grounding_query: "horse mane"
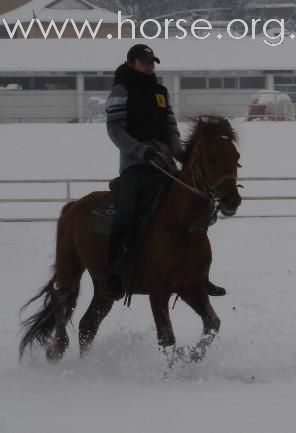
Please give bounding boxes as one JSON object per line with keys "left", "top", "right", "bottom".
{"left": 182, "top": 115, "right": 238, "bottom": 165}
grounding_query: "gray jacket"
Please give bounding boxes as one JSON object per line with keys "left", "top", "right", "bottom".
{"left": 105, "top": 83, "right": 183, "bottom": 174}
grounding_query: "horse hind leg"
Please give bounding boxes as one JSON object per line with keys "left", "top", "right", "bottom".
{"left": 179, "top": 285, "right": 220, "bottom": 363}
{"left": 79, "top": 276, "right": 114, "bottom": 357}
{"left": 46, "top": 280, "right": 78, "bottom": 362}
{"left": 46, "top": 253, "right": 85, "bottom": 363}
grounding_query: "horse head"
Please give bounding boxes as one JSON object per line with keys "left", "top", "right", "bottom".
{"left": 183, "top": 115, "right": 242, "bottom": 216}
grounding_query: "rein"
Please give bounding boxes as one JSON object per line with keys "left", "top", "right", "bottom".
{"left": 151, "top": 137, "right": 237, "bottom": 202}
{"left": 149, "top": 159, "right": 210, "bottom": 200}
{"left": 150, "top": 140, "right": 238, "bottom": 232}
{"left": 150, "top": 159, "right": 221, "bottom": 232}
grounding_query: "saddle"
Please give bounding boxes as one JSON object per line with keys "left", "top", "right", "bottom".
{"left": 87, "top": 173, "right": 172, "bottom": 305}
{"left": 88, "top": 175, "right": 171, "bottom": 240}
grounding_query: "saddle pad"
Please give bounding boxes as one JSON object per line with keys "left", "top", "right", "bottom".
{"left": 88, "top": 178, "right": 171, "bottom": 237}
{"left": 88, "top": 192, "right": 115, "bottom": 236}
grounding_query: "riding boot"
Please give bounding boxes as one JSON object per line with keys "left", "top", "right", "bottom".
{"left": 206, "top": 277, "right": 227, "bottom": 296}
{"left": 101, "top": 223, "right": 128, "bottom": 301}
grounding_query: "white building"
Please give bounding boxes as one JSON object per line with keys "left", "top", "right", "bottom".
{"left": 0, "top": 37, "right": 296, "bottom": 122}
{"left": 0, "top": 0, "right": 131, "bottom": 39}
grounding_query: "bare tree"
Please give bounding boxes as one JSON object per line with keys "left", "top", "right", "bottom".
{"left": 90, "top": 0, "right": 204, "bottom": 21}
{"left": 89, "top": 0, "right": 296, "bottom": 30}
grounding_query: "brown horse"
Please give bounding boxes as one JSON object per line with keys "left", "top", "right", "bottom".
{"left": 19, "top": 115, "right": 242, "bottom": 364}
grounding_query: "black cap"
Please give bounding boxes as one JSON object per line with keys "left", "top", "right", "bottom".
{"left": 127, "top": 44, "right": 160, "bottom": 64}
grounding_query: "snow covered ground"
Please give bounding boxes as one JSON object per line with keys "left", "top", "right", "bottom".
{"left": 1, "top": 218, "right": 296, "bottom": 433}
{"left": 1, "top": 121, "right": 296, "bottom": 432}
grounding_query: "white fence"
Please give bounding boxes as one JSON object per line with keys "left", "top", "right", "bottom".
{"left": 1, "top": 177, "right": 296, "bottom": 222}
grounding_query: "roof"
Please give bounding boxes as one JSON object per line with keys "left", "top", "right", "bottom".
{"left": 247, "top": 2, "right": 296, "bottom": 8}
{"left": 0, "top": 0, "right": 120, "bottom": 23}
{"left": 0, "top": 0, "right": 31, "bottom": 15}
{"left": 0, "top": 37, "right": 295, "bottom": 73}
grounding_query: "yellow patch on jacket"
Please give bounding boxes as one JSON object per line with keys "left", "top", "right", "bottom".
{"left": 155, "top": 94, "right": 167, "bottom": 108}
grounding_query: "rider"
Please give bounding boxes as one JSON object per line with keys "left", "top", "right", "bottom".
{"left": 104, "top": 43, "right": 226, "bottom": 299}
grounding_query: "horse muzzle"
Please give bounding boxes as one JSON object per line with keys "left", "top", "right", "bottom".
{"left": 215, "top": 177, "right": 242, "bottom": 217}
{"left": 219, "top": 192, "right": 242, "bottom": 216}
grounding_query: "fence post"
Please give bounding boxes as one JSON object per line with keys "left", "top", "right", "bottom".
{"left": 66, "top": 181, "right": 71, "bottom": 201}
{"left": 173, "top": 74, "right": 180, "bottom": 121}
{"left": 77, "top": 75, "right": 84, "bottom": 123}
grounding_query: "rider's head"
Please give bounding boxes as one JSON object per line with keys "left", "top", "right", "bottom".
{"left": 127, "top": 44, "right": 160, "bottom": 75}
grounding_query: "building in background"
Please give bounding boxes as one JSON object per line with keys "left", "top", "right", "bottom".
{"left": 0, "top": 0, "right": 30, "bottom": 15}
{"left": 0, "top": 0, "right": 131, "bottom": 39}
{"left": 0, "top": 37, "right": 296, "bottom": 123}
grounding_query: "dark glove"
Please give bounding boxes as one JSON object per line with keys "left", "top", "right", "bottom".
{"left": 142, "top": 146, "right": 178, "bottom": 175}
{"left": 173, "top": 148, "right": 187, "bottom": 164}
{"left": 142, "top": 146, "right": 159, "bottom": 163}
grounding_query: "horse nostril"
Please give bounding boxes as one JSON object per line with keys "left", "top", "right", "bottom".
{"left": 224, "top": 193, "right": 241, "bottom": 209}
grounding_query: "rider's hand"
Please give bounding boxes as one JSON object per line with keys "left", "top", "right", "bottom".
{"left": 173, "top": 148, "right": 187, "bottom": 164}
{"left": 142, "top": 146, "right": 159, "bottom": 162}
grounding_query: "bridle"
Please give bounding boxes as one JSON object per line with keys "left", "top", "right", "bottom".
{"left": 152, "top": 135, "right": 238, "bottom": 201}
{"left": 189, "top": 135, "right": 239, "bottom": 198}
{"left": 150, "top": 135, "right": 240, "bottom": 231}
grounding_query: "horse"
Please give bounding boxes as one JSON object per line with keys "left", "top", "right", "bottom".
{"left": 19, "top": 115, "right": 242, "bottom": 364}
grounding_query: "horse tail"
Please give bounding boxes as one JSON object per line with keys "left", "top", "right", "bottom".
{"left": 19, "top": 276, "right": 56, "bottom": 360}
{"left": 19, "top": 200, "right": 79, "bottom": 360}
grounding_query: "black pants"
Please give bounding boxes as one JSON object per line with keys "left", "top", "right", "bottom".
{"left": 108, "top": 164, "right": 166, "bottom": 268}
{"left": 113, "top": 164, "right": 166, "bottom": 228}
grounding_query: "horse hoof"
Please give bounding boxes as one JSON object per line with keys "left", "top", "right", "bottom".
{"left": 170, "top": 345, "right": 205, "bottom": 364}
{"left": 162, "top": 345, "right": 177, "bottom": 369}
{"left": 46, "top": 344, "right": 65, "bottom": 363}
{"left": 79, "top": 334, "right": 93, "bottom": 358}
{"left": 79, "top": 345, "right": 91, "bottom": 358}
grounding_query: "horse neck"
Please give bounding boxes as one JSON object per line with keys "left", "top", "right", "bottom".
{"left": 163, "top": 158, "right": 212, "bottom": 230}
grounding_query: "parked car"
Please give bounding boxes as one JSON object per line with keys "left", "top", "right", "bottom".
{"left": 247, "top": 90, "right": 295, "bottom": 121}
{"left": 0, "top": 83, "right": 23, "bottom": 90}
{"left": 87, "top": 96, "right": 106, "bottom": 123}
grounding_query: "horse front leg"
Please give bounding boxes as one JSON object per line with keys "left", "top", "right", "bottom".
{"left": 149, "top": 291, "right": 176, "bottom": 349}
{"left": 79, "top": 279, "right": 114, "bottom": 357}
{"left": 179, "top": 283, "right": 220, "bottom": 363}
